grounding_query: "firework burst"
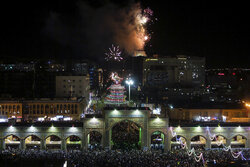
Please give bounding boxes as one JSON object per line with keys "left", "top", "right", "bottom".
{"left": 134, "top": 6, "right": 155, "bottom": 49}
{"left": 105, "top": 44, "right": 123, "bottom": 61}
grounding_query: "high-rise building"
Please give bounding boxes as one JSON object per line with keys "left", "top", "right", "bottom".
{"left": 56, "top": 76, "right": 90, "bottom": 99}
{"left": 143, "top": 55, "right": 205, "bottom": 88}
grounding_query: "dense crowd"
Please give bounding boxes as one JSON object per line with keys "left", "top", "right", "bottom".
{"left": 0, "top": 148, "right": 249, "bottom": 167}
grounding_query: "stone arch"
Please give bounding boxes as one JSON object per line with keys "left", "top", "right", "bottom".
{"left": 64, "top": 133, "right": 82, "bottom": 140}
{"left": 190, "top": 135, "right": 207, "bottom": 150}
{"left": 108, "top": 118, "right": 144, "bottom": 131}
{"left": 230, "top": 134, "right": 247, "bottom": 148}
{"left": 45, "top": 134, "right": 62, "bottom": 140}
{"left": 150, "top": 131, "right": 165, "bottom": 150}
{"left": 65, "top": 135, "right": 81, "bottom": 140}
{"left": 190, "top": 134, "right": 207, "bottom": 140}
{"left": 150, "top": 130, "right": 166, "bottom": 136}
{"left": 229, "top": 134, "right": 248, "bottom": 140}
{"left": 111, "top": 119, "right": 142, "bottom": 150}
{"left": 24, "top": 134, "right": 41, "bottom": 140}
{"left": 211, "top": 134, "right": 227, "bottom": 148}
{"left": 4, "top": 134, "right": 21, "bottom": 150}
{"left": 171, "top": 135, "right": 187, "bottom": 142}
{"left": 65, "top": 135, "right": 82, "bottom": 150}
{"left": 45, "top": 134, "right": 61, "bottom": 140}
{"left": 24, "top": 135, "right": 41, "bottom": 149}
{"left": 45, "top": 134, "right": 62, "bottom": 150}
{"left": 170, "top": 135, "right": 187, "bottom": 150}
{"left": 87, "top": 130, "right": 102, "bottom": 149}
{"left": 214, "top": 134, "right": 228, "bottom": 140}
{"left": 24, "top": 133, "right": 42, "bottom": 140}
{"left": 4, "top": 134, "right": 21, "bottom": 140}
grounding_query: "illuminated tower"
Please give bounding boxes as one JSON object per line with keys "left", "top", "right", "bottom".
{"left": 105, "top": 72, "right": 126, "bottom": 105}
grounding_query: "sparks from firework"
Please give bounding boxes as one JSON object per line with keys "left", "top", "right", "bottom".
{"left": 134, "top": 6, "right": 155, "bottom": 49}
{"left": 105, "top": 44, "right": 123, "bottom": 61}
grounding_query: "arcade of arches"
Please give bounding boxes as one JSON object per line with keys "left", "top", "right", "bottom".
{"left": 0, "top": 108, "right": 249, "bottom": 151}
{"left": 0, "top": 126, "right": 249, "bottom": 151}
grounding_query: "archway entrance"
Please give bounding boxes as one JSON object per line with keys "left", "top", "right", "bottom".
{"left": 191, "top": 135, "right": 206, "bottom": 150}
{"left": 231, "top": 135, "right": 247, "bottom": 148}
{"left": 211, "top": 135, "right": 227, "bottom": 148}
{"left": 87, "top": 131, "right": 102, "bottom": 150}
{"left": 45, "top": 135, "right": 61, "bottom": 150}
{"left": 151, "top": 131, "right": 164, "bottom": 150}
{"left": 66, "top": 135, "right": 81, "bottom": 150}
{"left": 5, "top": 135, "right": 20, "bottom": 150}
{"left": 25, "top": 135, "right": 41, "bottom": 150}
{"left": 171, "top": 135, "right": 186, "bottom": 150}
{"left": 111, "top": 120, "right": 141, "bottom": 150}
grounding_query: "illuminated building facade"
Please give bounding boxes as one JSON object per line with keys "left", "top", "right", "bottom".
{"left": 0, "top": 108, "right": 249, "bottom": 151}
{"left": 169, "top": 107, "right": 250, "bottom": 122}
{"left": 0, "top": 101, "right": 23, "bottom": 122}
{"left": 22, "top": 99, "right": 83, "bottom": 121}
{"left": 0, "top": 99, "right": 85, "bottom": 122}
{"left": 56, "top": 76, "right": 90, "bottom": 99}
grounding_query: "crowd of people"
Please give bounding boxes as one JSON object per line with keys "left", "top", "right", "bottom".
{"left": 0, "top": 148, "right": 249, "bottom": 167}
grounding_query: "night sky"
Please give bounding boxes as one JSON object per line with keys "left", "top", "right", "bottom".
{"left": 0, "top": 0, "right": 249, "bottom": 68}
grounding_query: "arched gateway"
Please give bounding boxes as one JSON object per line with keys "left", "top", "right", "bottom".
{"left": 83, "top": 108, "right": 169, "bottom": 150}
{"left": 111, "top": 120, "right": 141, "bottom": 150}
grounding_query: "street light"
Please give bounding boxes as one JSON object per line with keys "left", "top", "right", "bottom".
{"left": 126, "top": 79, "right": 134, "bottom": 101}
